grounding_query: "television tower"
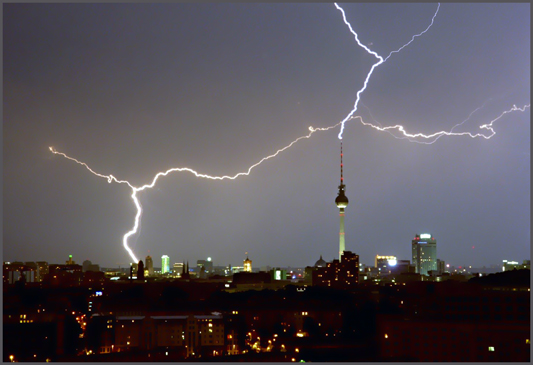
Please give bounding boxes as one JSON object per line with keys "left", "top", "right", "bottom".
{"left": 335, "top": 142, "right": 349, "bottom": 260}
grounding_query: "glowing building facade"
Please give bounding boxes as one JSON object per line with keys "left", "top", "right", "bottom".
{"left": 335, "top": 143, "right": 349, "bottom": 260}
{"left": 375, "top": 255, "right": 397, "bottom": 275}
{"left": 411, "top": 233, "right": 437, "bottom": 275}
{"left": 161, "top": 255, "right": 170, "bottom": 274}
{"left": 243, "top": 256, "right": 252, "bottom": 272}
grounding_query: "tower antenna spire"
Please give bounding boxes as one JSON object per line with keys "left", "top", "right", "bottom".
{"left": 340, "top": 142, "right": 344, "bottom": 186}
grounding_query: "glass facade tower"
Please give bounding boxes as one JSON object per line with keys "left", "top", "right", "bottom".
{"left": 411, "top": 233, "right": 437, "bottom": 275}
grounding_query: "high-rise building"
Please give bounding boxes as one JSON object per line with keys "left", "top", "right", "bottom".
{"left": 161, "top": 255, "right": 170, "bottom": 274}
{"left": 145, "top": 256, "right": 154, "bottom": 276}
{"left": 412, "top": 233, "right": 437, "bottom": 275}
{"left": 66, "top": 255, "right": 75, "bottom": 265}
{"left": 335, "top": 142, "right": 349, "bottom": 260}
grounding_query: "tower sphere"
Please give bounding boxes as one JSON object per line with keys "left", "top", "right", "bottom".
{"left": 335, "top": 189, "right": 349, "bottom": 208}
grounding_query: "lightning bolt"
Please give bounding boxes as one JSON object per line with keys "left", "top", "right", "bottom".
{"left": 334, "top": 3, "right": 441, "bottom": 139}
{"left": 355, "top": 104, "right": 531, "bottom": 145}
{"left": 49, "top": 123, "right": 339, "bottom": 263}
{"left": 50, "top": 3, "right": 529, "bottom": 262}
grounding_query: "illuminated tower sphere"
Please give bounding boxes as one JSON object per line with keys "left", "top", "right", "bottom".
{"left": 335, "top": 142, "right": 349, "bottom": 260}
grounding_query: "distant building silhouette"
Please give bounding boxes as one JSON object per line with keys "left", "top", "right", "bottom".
{"left": 82, "top": 260, "right": 100, "bottom": 272}
{"left": 312, "top": 250, "right": 359, "bottom": 287}
{"left": 197, "top": 258, "right": 213, "bottom": 275}
{"left": 145, "top": 256, "right": 154, "bottom": 276}
{"left": 137, "top": 260, "right": 144, "bottom": 280}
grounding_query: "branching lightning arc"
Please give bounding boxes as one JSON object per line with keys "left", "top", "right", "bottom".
{"left": 50, "top": 3, "right": 530, "bottom": 262}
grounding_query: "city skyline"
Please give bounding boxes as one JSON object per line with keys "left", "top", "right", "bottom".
{"left": 4, "top": 3, "right": 530, "bottom": 268}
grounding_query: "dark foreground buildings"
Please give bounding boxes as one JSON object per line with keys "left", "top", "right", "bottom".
{"left": 3, "top": 263, "right": 530, "bottom": 362}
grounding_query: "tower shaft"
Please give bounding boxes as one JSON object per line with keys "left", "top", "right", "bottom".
{"left": 339, "top": 207, "right": 345, "bottom": 260}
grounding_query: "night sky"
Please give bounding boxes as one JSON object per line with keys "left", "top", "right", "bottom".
{"left": 4, "top": 3, "right": 530, "bottom": 269}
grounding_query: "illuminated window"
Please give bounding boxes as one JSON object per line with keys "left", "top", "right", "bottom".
{"left": 488, "top": 346, "right": 495, "bottom": 352}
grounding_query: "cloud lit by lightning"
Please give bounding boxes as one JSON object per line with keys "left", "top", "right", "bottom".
{"left": 50, "top": 3, "right": 530, "bottom": 263}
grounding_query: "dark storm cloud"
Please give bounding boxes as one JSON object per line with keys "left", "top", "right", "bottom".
{"left": 3, "top": 3, "right": 529, "bottom": 269}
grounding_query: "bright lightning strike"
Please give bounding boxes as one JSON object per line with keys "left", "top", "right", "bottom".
{"left": 355, "top": 104, "right": 531, "bottom": 145}
{"left": 333, "top": 3, "right": 528, "bottom": 144}
{"left": 50, "top": 3, "right": 529, "bottom": 263}
{"left": 334, "top": 3, "right": 441, "bottom": 139}
{"left": 49, "top": 124, "right": 339, "bottom": 263}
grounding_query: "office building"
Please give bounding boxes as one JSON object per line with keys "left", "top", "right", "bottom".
{"left": 161, "top": 255, "right": 170, "bottom": 274}
{"left": 335, "top": 142, "right": 349, "bottom": 260}
{"left": 173, "top": 262, "right": 184, "bottom": 277}
{"left": 375, "top": 255, "right": 397, "bottom": 275}
{"left": 197, "top": 257, "right": 213, "bottom": 275}
{"left": 271, "top": 268, "right": 287, "bottom": 281}
{"left": 411, "top": 233, "right": 437, "bottom": 275}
